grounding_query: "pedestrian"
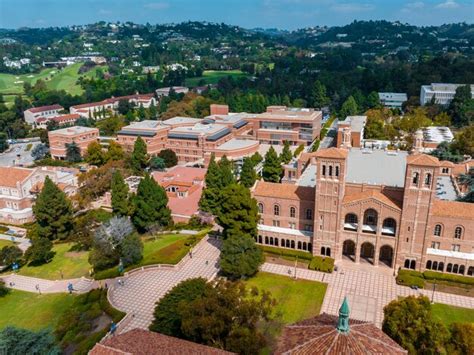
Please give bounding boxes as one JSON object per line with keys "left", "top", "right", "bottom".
{"left": 288, "top": 268, "right": 292, "bottom": 275}
{"left": 205, "top": 260, "right": 209, "bottom": 265}
{"left": 105, "top": 282, "right": 108, "bottom": 290}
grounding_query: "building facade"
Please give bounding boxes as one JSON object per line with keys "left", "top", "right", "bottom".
{"left": 378, "top": 92, "right": 407, "bottom": 110}
{"left": 420, "top": 83, "right": 473, "bottom": 106}
{"left": 24, "top": 104, "right": 64, "bottom": 125}
{"left": 252, "top": 147, "right": 474, "bottom": 276}
{"left": 49, "top": 126, "right": 100, "bottom": 159}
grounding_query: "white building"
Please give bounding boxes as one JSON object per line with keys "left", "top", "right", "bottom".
{"left": 378, "top": 92, "right": 407, "bottom": 110}
{"left": 420, "top": 83, "right": 473, "bottom": 106}
{"left": 155, "top": 86, "right": 189, "bottom": 98}
{"left": 24, "top": 104, "right": 64, "bottom": 125}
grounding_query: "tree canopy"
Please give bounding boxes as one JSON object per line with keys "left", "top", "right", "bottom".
{"left": 262, "top": 146, "right": 282, "bottom": 183}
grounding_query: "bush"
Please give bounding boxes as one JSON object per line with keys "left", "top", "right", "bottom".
{"left": 308, "top": 256, "right": 334, "bottom": 273}
{"left": 0, "top": 280, "right": 10, "bottom": 297}
{"left": 93, "top": 268, "right": 120, "bottom": 280}
{"left": 260, "top": 245, "right": 313, "bottom": 261}
{"left": 423, "top": 271, "right": 474, "bottom": 286}
{"left": 396, "top": 270, "right": 425, "bottom": 288}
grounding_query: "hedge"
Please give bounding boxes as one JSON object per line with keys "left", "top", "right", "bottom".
{"left": 396, "top": 270, "right": 425, "bottom": 288}
{"left": 423, "top": 271, "right": 474, "bottom": 286}
{"left": 308, "top": 256, "right": 334, "bottom": 273}
{"left": 260, "top": 245, "right": 313, "bottom": 261}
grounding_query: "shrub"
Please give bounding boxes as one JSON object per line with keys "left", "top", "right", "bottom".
{"left": 308, "top": 256, "right": 334, "bottom": 273}
{"left": 396, "top": 270, "right": 425, "bottom": 288}
{"left": 260, "top": 245, "right": 313, "bottom": 261}
{"left": 423, "top": 271, "right": 474, "bottom": 286}
{"left": 0, "top": 280, "right": 10, "bottom": 297}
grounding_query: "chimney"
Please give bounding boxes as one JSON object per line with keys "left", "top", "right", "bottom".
{"left": 210, "top": 104, "right": 229, "bottom": 116}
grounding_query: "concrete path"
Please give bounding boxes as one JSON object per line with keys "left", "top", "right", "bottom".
{"left": 261, "top": 261, "right": 474, "bottom": 328}
{"left": 0, "top": 234, "right": 31, "bottom": 252}
{"left": 0, "top": 273, "right": 95, "bottom": 294}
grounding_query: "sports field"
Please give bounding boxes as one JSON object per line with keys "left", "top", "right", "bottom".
{"left": 0, "top": 63, "right": 106, "bottom": 97}
{"left": 185, "top": 69, "right": 249, "bottom": 87}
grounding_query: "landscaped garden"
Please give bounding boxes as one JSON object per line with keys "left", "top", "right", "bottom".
{"left": 185, "top": 70, "right": 249, "bottom": 86}
{"left": 0, "top": 239, "right": 15, "bottom": 249}
{"left": 431, "top": 303, "right": 474, "bottom": 325}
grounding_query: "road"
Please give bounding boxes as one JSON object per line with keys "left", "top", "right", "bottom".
{"left": 0, "top": 141, "right": 40, "bottom": 167}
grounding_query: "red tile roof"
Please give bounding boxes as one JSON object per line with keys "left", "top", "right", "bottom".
{"left": 0, "top": 167, "right": 35, "bottom": 188}
{"left": 253, "top": 181, "right": 315, "bottom": 201}
{"left": 26, "top": 104, "right": 63, "bottom": 113}
{"left": 343, "top": 190, "right": 402, "bottom": 210}
{"left": 276, "top": 313, "right": 407, "bottom": 355}
{"left": 71, "top": 94, "right": 155, "bottom": 110}
{"left": 406, "top": 154, "right": 439, "bottom": 167}
{"left": 432, "top": 200, "right": 474, "bottom": 219}
{"left": 314, "top": 147, "right": 348, "bottom": 159}
{"left": 90, "top": 329, "right": 232, "bottom": 355}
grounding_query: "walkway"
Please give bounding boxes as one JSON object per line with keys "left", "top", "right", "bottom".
{"left": 262, "top": 261, "right": 474, "bottom": 328}
{"left": 107, "top": 235, "right": 221, "bottom": 333}
{"left": 0, "top": 273, "right": 95, "bottom": 294}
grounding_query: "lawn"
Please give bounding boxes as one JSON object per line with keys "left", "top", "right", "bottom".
{"left": 244, "top": 272, "right": 327, "bottom": 324}
{"left": 431, "top": 303, "right": 474, "bottom": 325}
{"left": 18, "top": 242, "right": 90, "bottom": 280}
{"left": 0, "top": 239, "right": 15, "bottom": 249}
{"left": 0, "top": 289, "right": 75, "bottom": 330}
{"left": 185, "top": 70, "right": 249, "bottom": 87}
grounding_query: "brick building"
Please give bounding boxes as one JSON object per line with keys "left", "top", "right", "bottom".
{"left": 252, "top": 147, "right": 474, "bottom": 276}
{"left": 49, "top": 126, "right": 100, "bottom": 159}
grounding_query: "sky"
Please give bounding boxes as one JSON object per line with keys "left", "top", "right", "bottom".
{"left": 0, "top": 0, "right": 473, "bottom": 30}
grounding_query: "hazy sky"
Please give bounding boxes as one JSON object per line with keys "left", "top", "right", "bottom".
{"left": 1, "top": 0, "right": 473, "bottom": 29}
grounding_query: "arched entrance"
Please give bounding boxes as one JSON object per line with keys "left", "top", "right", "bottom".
{"left": 360, "top": 242, "right": 375, "bottom": 264}
{"left": 379, "top": 245, "right": 394, "bottom": 267}
{"left": 342, "top": 240, "right": 356, "bottom": 262}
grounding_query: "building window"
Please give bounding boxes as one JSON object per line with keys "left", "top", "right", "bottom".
{"left": 329, "top": 166, "right": 333, "bottom": 176}
{"left": 424, "top": 173, "right": 432, "bottom": 187}
{"left": 274, "top": 204, "right": 280, "bottom": 216}
{"left": 434, "top": 224, "right": 442, "bottom": 236}
{"left": 305, "top": 224, "right": 313, "bottom": 231}
{"left": 335, "top": 166, "right": 339, "bottom": 177}
{"left": 412, "top": 172, "right": 419, "bottom": 185}
{"left": 431, "top": 242, "right": 440, "bottom": 249}
{"left": 273, "top": 220, "right": 280, "bottom": 227}
{"left": 363, "top": 209, "right": 378, "bottom": 226}
{"left": 452, "top": 244, "right": 460, "bottom": 252}
{"left": 454, "top": 226, "right": 463, "bottom": 239}
{"left": 290, "top": 207, "right": 296, "bottom": 218}
{"left": 442, "top": 167, "right": 449, "bottom": 174}
{"left": 258, "top": 203, "right": 264, "bottom": 214}
{"left": 306, "top": 209, "right": 313, "bottom": 220}
{"left": 322, "top": 165, "right": 326, "bottom": 176}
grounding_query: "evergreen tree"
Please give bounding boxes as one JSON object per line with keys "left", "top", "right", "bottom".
{"left": 65, "top": 141, "right": 82, "bottom": 163}
{"left": 262, "top": 146, "right": 282, "bottom": 183}
{"left": 107, "top": 140, "right": 125, "bottom": 161}
{"left": 130, "top": 136, "right": 148, "bottom": 174}
{"left": 149, "top": 102, "right": 158, "bottom": 119}
{"left": 339, "top": 95, "right": 358, "bottom": 119}
{"left": 25, "top": 237, "right": 54, "bottom": 265}
{"left": 0, "top": 327, "right": 60, "bottom": 355}
{"left": 311, "top": 80, "right": 330, "bottom": 108}
{"left": 85, "top": 141, "right": 106, "bottom": 166}
{"left": 0, "top": 132, "right": 8, "bottom": 153}
{"left": 199, "top": 154, "right": 221, "bottom": 213}
{"left": 111, "top": 170, "right": 130, "bottom": 216}
{"left": 149, "top": 156, "right": 166, "bottom": 171}
{"left": 33, "top": 176, "right": 74, "bottom": 240}
{"left": 138, "top": 104, "right": 147, "bottom": 121}
{"left": 157, "top": 149, "right": 178, "bottom": 168}
{"left": 132, "top": 174, "right": 171, "bottom": 232}
{"left": 280, "top": 140, "right": 292, "bottom": 164}
{"left": 220, "top": 234, "right": 263, "bottom": 279}
{"left": 239, "top": 157, "right": 257, "bottom": 188}
{"left": 217, "top": 155, "right": 235, "bottom": 187}
{"left": 366, "top": 91, "right": 381, "bottom": 109}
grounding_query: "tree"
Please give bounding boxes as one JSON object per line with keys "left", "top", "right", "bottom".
{"left": 130, "top": 137, "right": 148, "bottom": 174}
{"left": 85, "top": 141, "right": 106, "bottom": 166}
{"left": 149, "top": 278, "right": 208, "bottom": 337}
{"left": 310, "top": 80, "right": 330, "bottom": 108}
{"left": 111, "top": 170, "right": 130, "bottom": 216}
{"left": 65, "top": 141, "right": 82, "bottom": 163}
{"left": 280, "top": 140, "right": 292, "bottom": 164}
{"left": 239, "top": 157, "right": 257, "bottom": 188}
{"left": 31, "top": 143, "right": 49, "bottom": 160}
{"left": 216, "top": 184, "right": 258, "bottom": 239}
{"left": 0, "top": 245, "right": 23, "bottom": 266}
{"left": 120, "top": 233, "right": 143, "bottom": 266}
{"left": 450, "top": 124, "right": 474, "bottom": 157}
{"left": 383, "top": 296, "right": 448, "bottom": 354}
{"left": 117, "top": 99, "right": 133, "bottom": 115}
{"left": 107, "top": 140, "right": 125, "bottom": 161}
{"left": 0, "top": 132, "right": 8, "bottom": 153}
{"left": 0, "top": 327, "right": 60, "bottom": 355}
{"left": 0, "top": 280, "right": 9, "bottom": 297}
{"left": 25, "top": 237, "right": 54, "bottom": 265}
{"left": 149, "top": 156, "right": 166, "bottom": 171}
{"left": 448, "top": 323, "right": 474, "bottom": 355}
{"left": 33, "top": 176, "right": 74, "bottom": 241}
{"left": 366, "top": 91, "right": 381, "bottom": 109}
{"left": 157, "top": 149, "right": 178, "bottom": 168}
{"left": 179, "top": 280, "right": 273, "bottom": 354}
{"left": 220, "top": 234, "right": 263, "bottom": 279}
{"left": 339, "top": 95, "right": 358, "bottom": 119}
{"left": 262, "top": 146, "right": 282, "bottom": 183}
{"left": 132, "top": 174, "right": 172, "bottom": 232}
{"left": 450, "top": 84, "right": 473, "bottom": 127}
{"left": 217, "top": 155, "right": 235, "bottom": 187}
{"left": 199, "top": 154, "right": 221, "bottom": 214}
{"left": 458, "top": 167, "right": 474, "bottom": 203}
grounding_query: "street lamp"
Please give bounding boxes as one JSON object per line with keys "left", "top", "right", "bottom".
{"left": 431, "top": 281, "right": 437, "bottom": 303}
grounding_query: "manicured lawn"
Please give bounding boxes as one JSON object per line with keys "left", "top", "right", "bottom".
{"left": 0, "top": 239, "right": 15, "bottom": 249}
{"left": 0, "top": 289, "right": 75, "bottom": 330}
{"left": 18, "top": 243, "right": 90, "bottom": 280}
{"left": 244, "top": 272, "right": 327, "bottom": 324}
{"left": 431, "top": 303, "right": 474, "bottom": 325}
{"left": 185, "top": 70, "right": 249, "bottom": 86}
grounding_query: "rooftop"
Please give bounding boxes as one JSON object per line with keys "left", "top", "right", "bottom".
{"left": 216, "top": 138, "right": 259, "bottom": 151}
{"left": 0, "top": 167, "right": 34, "bottom": 188}
{"left": 253, "top": 180, "right": 315, "bottom": 201}
{"left": 49, "top": 126, "right": 98, "bottom": 136}
{"left": 423, "top": 126, "right": 454, "bottom": 144}
{"left": 162, "top": 116, "right": 202, "bottom": 126}
{"left": 340, "top": 116, "right": 367, "bottom": 132}
{"left": 346, "top": 148, "right": 408, "bottom": 187}
{"left": 121, "top": 120, "right": 167, "bottom": 130}
{"left": 378, "top": 92, "right": 408, "bottom": 101}
{"left": 431, "top": 200, "right": 474, "bottom": 219}
{"left": 26, "top": 104, "right": 63, "bottom": 113}
{"left": 435, "top": 176, "right": 457, "bottom": 201}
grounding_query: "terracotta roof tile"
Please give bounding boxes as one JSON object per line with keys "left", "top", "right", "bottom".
{"left": 91, "top": 329, "right": 232, "bottom": 355}
{"left": 314, "top": 147, "right": 348, "bottom": 159}
{"left": 343, "top": 190, "right": 402, "bottom": 210}
{"left": 452, "top": 160, "right": 473, "bottom": 176}
{"left": 0, "top": 167, "right": 35, "bottom": 188}
{"left": 26, "top": 104, "right": 63, "bottom": 113}
{"left": 406, "top": 154, "right": 439, "bottom": 166}
{"left": 432, "top": 200, "right": 474, "bottom": 219}
{"left": 253, "top": 181, "right": 315, "bottom": 201}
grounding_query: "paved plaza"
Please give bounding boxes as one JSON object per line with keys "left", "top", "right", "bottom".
{"left": 0, "top": 273, "right": 94, "bottom": 294}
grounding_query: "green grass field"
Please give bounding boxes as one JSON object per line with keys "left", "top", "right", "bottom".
{"left": 431, "top": 303, "right": 474, "bottom": 325}
{"left": 0, "top": 239, "right": 15, "bottom": 249}
{"left": 185, "top": 70, "right": 249, "bottom": 87}
{"left": 18, "top": 243, "right": 90, "bottom": 280}
{"left": 0, "top": 63, "right": 106, "bottom": 96}
{"left": 244, "top": 272, "right": 327, "bottom": 324}
{"left": 0, "top": 289, "right": 75, "bottom": 330}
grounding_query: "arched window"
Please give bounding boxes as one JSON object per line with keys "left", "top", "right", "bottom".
{"left": 345, "top": 213, "right": 358, "bottom": 224}
{"left": 382, "top": 218, "right": 396, "bottom": 236}
{"left": 453, "top": 264, "right": 459, "bottom": 274}
{"left": 426, "top": 260, "right": 432, "bottom": 269}
{"left": 274, "top": 238, "right": 279, "bottom": 247}
{"left": 286, "top": 240, "right": 290, "bottom": 248}
{"left": 335, "top": 166, "right": 339, "bottom": 177}
{"left": 454, "top": 226, "right": 463, "bottom": 239}
{"left": 265, "top": 236, "right": 269, "bottom": 245}
{"left": 468, "top": 266, "right": 474, "bottom": 276}
{"left": 424, "top": 173, "right": 432, "bottom": 187}
{"left": 321, "top": 246, "right": 326, "bottom": 255}
{"left": 258, "top": 235, "right": 262, "bottom": 244}
{"left": 438, "top": 262, "right": 444, "bottom": 272}
{"left": 290, "top": 207, "right": 296, "bottom": 218}
{"left": 434, "top": 224, "right": 442, "bottom": 236}
{"left": 459, "top": 265, "right": 465, "bottom": 275}
{"left": 298, "top": 241, "right": 302, "bottom": 249}
{"left": 447, "top": 263, "right": 453, "bottom": 272}
{"left": 410, "top": 260, "right": 416, "bottom": 270}
{"left": 322, "top": 165, "right": 326, "bottom": 176}
{"left": 303, "top": 242, "right": 307, "bottom": 250}
{"left": 306, "top": 209, "right": 313, "bottom": 220}
{"left": 412, "top": 172, "right": 419, "bottom": 185}
{"left": 308, "top": 243, "right": 312, "bottom": 251}
{"left": 258, "top": 203, "right": 264, "bottom": 214}
{"left": 363, "top": 209, "right": 378, "bottom": 228}
{"left": 329, "top": 166, "right": 333, "bottom": 176}
{"left": 270, "top": 237, "right": 274, "bottom": 245}
{"left": 291, "top": 240, "right": 295, "bottom": 249}
{"left": 326, "top": 248, "right": 331, "bottom": 257}
{"left": 433, "top": 261, "right": 438, "bottom": 270}
{"left": 404, "top": 259, "right": 410, "bottom": 268}
{"left": 274, "top": 204, "right": 280, "bottom": 216}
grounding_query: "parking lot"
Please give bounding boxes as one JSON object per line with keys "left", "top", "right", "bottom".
{"left": 0, "top": 141, "right": 40, "bottom": 167}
